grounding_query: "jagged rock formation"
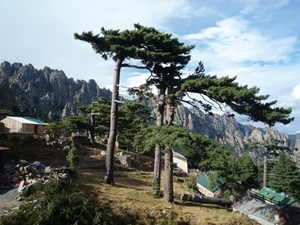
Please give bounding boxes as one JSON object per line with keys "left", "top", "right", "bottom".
{"left": 173, "top": 105, "right": 293, "bottom": 154}
{"left": 0, "top": 61, "right": 111, "bottom": 121}
{"left": 149, "top": 97, "right": 300, "bottom": 163}
{"left": 0, "top": 61, "right": 299, "bottom": 163}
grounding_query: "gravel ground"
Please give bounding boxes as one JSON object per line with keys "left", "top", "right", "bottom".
{"left": 0, "top": 187, "right": 21, "bottom": 216}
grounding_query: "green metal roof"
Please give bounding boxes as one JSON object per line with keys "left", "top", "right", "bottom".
{"left": 24, "top": 117, "right": 48, "bottom": 125}
{"left": 196, "top": 173, "right": 225, "bottom": 193}
{"left": 6, "top": 116, "right": 48, "bottom": 125}
{"left": 258, "top": 187, "right": 295, "bottom": 207}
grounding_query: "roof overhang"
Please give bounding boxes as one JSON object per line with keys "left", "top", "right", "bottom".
{"left": 0, "top": 146, "right": 10, "bottom": 151}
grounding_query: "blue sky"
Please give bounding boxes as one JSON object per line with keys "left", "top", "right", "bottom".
{"left": 1, "top": 0, "right": 300, "bottom": 134}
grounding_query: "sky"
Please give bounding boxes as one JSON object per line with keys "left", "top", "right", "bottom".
{"left": 1, "top": 0, "right": 300, "bottom": 134}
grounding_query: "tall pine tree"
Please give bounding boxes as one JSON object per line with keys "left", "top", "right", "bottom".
{"left": 268, "top": 152, "right": 300, "bottom": 199}
{"left": 237, "top": 155, "right": 259, "bottom": 189}
{"left": 75, "top": 24, "right": 193, "bottom": 184}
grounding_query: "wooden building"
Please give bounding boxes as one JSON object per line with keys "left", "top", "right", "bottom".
{"left": 1, "top": 116, "right": 48, "bottom": 134}
{"left": 173, "top": 150, "right": 188, "bottom": 173}
{"left": 196, "top": 172, "right": 225, "bottom": 197}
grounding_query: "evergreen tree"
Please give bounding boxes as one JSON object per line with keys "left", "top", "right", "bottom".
{"left": 66, "top": 115, "right": 89, "bottom": 134}
{"left": 201, "top": 144, "right": 237, "bottom": 182}
{"left": 75, "top": 24, "right": 194, "bottom": 184}
{"left": 268, "top": 152, "right": 300, "bottom": 199}
{"left": 180, "top": 62, "right": 293, "bottom": 126}
{"left": 256, "top": 158, "right": 264, "bottom": 188}
{"left": 250, "top": 138, "right": 291, "bottom": 187}
{"left": 118, "top": 100, "right": 153, "bottom": 150}
{"left": 135, "top": 61, "right": 294, "bottom": 198}
{"left": 47, "top": 121, "right": 66, "bottom": 138}
{"left": 237, "top": 155, "right": 259, "bottom": 189}
{"left": 78, "top": 97, "right": 111, "bottom": 142}
{"left": 0, "top": 109, "right": 14, "bottom": 120}
{"left": 65, "top": 97, "right": 111, "bottom": 141}
{"left": 135, "top": 125, "right": 234, "bottom": 202}
{"left": 130, "top": 43, "right": 194, "bottom": 196}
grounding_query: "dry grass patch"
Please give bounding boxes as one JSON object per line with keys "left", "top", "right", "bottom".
{"left": 2, "top": 137, "right": 259, "bottom": 225}
{"left": 74, "top": 146, "right": 259, "bottom": 225}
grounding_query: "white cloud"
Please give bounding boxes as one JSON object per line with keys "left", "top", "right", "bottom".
{"left": 274, "top": 0, "right": 291, "bottom": 8}
{"left": 183, "top": 17, "right": 298, "bottom": 63}
{"left": 290, "top": 84, "right": 300, "bottom": 101}
{"left": 1, "top": 0, "right": 300, "bottom": 134}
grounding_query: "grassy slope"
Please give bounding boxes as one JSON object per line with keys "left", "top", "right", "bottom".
{"left": 75, "top": 144, "right": 258, "bottom": 225}
{"left": 2, "top": 136, "right": 259, "bottom": 225}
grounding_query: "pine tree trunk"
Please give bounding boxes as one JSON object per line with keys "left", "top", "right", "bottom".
{"left": 152, "top": 88, "right": 166, "bottom": 195}
{"left": 90, "top": 111, "right": 95, "bottom": 145}
{"left": 163, "top": 149, "right": 174, "bottom": 203}
{"left": 153, "top": 144, "right": 161, "bottom": 195}
{"left": 162, "top": 85, "right": 176, "bottom": 202}
{"left": 263, "top": 149, "right": 268, "bottom": 187}
{"left": 103, "top": 58, "right": 122, "bottom": 184}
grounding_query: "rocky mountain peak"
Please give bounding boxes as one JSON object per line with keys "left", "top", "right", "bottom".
{"left": 0, "top": 61, "right": 111, "bottom": 121}
{"left": 0, "top": 61, "right": 299, "bottom": 163}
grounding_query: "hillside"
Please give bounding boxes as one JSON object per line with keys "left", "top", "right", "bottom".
{"left": 0, "top": 135, "right": 259, "bottom": 225}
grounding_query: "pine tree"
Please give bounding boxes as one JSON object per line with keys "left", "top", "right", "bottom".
{"left": 137, "top": 61, "right": 294, "bottom": 199}
{"left": 118, "top": 100, "right": 153, "bottom": 150}
{"left": 67, "top": 97, "right": 111, "bottom": 140}
{"left": 75, "top": 24, "right": 194, "bottom": 184}
{"left": 256, "top": 158, "right": 264, "bottom": 188}
{"left": 180, "top": 62, "right": 293, "bottom": 126}
{"left": 250, "top": 138, "right": 291, "bottom": 187}
{"left": 268, "top": 152, "right": 300, "bottom": 198}
{"left": 237, "top": 155, "right": 259, "bottom": 189}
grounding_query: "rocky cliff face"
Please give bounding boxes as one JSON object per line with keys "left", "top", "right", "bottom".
{"left": 0, "top": 61, "right": 111, "bottom": 121}
{"left": 147, "top": 98, "right": 300, "bottom": 162}
{"left": 1, "top": 61, "right": 299, "bottom": 163}
{"left": 173, "top": 105, "right": 297, "bottom": 155}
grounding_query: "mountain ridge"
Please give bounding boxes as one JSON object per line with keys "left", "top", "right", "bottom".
{"left": 1, "top": 61, "right": 299, "bottom": 161}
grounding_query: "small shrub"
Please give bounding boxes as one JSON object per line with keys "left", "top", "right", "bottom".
{"left": 66, "top": 142, "right": 78, "bottom": 173}
{"left": 0, "top": 181, "right": 113, "bottom": 225}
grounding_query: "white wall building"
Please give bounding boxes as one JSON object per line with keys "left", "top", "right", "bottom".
{"left": 173, "top": 150, "right": 188, "bottom": 173}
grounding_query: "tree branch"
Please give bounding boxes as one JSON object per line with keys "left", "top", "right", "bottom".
{"left": 121, "top": 63, "right": 152, "bottom": 72}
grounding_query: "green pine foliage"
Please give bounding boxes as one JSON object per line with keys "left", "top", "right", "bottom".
{"left": 118, "top": 100, "right": 153, "bottom": 150}
{"left": 236, "top": 155, "right": 259, "bottom": 189}
{"left": 0, "top": 109, "right": 14, "bottom": 120}
{"left": 66, "top": 115, "right": 90, "bottom": 134}
{"left": 180, "top": 63, "right": 293, "bottom": 126}
{"left": 268, "top": 152, "right": 300, "bottom": 199}
{"left": 134, "top": 125, "right": 189, "bottom": 154}
{"left": 46, "top": 121, "right": 66, "bottom": 138}
{"left": 74, "top": 23, "right": 194, "bottom": 69}
{"left": 66, "top": 142, "right": 78, "bottom": 172}
{"left": 256, "top": 158, "right": 264, "bottom": 188}
{"left": 78, "top": 97, "right": 111, "bottom": 136}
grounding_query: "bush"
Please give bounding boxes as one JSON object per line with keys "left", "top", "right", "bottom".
{"left": 0, "top": 181, "right": 113, "bottom": 225}
{"left": 66, "top": 142, "right": 78, "bottom": 173}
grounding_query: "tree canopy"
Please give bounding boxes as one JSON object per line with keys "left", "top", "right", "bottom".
{"left": 268, "top": 152, "right": 300, "bottom": 200}
{"left": 0, "top": 109, "right": 14, "bottom": 120}
{"left": 75, "top": 24, "right": 194, "bottom": 184}
{"left": 74, "top": 23, "right": 194, "bottom": 68}
{"left": 179, "top": 62, "right": 294, "bottom": 127}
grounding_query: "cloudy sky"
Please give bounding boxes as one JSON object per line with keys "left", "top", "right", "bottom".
{"left": 1, "top": 0, "right": 300, "bottom": 134}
